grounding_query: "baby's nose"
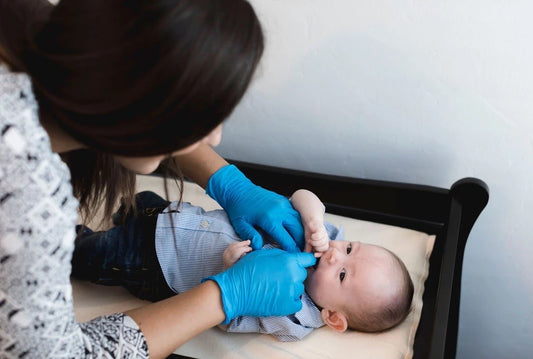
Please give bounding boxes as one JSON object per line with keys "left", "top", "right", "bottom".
{"left": 325, "top": 247, "right": 340, "bottom": 264}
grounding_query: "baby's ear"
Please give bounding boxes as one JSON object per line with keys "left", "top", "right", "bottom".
{"left": 320, "top": 309, "right": 348, "bottom": 332}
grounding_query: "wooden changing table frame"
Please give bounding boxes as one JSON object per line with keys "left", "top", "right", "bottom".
{"left": 168, "top": 159, "right": 489, "bottom": 359}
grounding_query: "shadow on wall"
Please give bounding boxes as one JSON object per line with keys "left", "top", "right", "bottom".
{"left": 220, "top": 33, "right": 466, "bottom": 186}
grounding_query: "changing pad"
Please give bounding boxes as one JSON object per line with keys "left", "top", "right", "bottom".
{"left": 72, "top": 175, "right": 435, "bottom": 359}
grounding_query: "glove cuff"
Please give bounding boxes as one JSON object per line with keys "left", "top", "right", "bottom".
{"left": 205, "top": 164, "right": 251, "bottom": 207}
{"left": 201, "top": 274, "right": 235, "bottom": 325}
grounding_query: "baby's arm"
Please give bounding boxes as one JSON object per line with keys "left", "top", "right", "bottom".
{"left": 290, "top": 189, "right": 329, "bottom": 256}
{"left": 223, "top": 240, "right": 252, "bottom": 269}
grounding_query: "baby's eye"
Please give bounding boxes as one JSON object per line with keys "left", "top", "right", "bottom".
{"left": 346, "top": 243, "right": 352, "bottom": 254}
{"left": 340, "top": 269, "right": 346, "bottom": 282}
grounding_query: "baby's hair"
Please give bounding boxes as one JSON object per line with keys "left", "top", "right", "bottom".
{"left": 345, "top": 248, "right": 414, "bottom": 333}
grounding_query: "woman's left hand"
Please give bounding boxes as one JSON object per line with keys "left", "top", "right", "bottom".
{"left": 206, "top": 164, "right": 304, "bottom": 252}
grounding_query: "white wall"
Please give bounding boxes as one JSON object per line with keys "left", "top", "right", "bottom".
{"left": 217, "top": 1, "right": 533, "bottom": 358}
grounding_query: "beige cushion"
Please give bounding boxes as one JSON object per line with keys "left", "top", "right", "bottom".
{"left": 73, "top": 175, "right": 435, "bottom": 359}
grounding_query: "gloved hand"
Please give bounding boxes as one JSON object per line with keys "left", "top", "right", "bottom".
{"left": 206, "top": 164, "right": 304, "bottom": 252}
{"left": 202, "top": 248, "right": 316, "bottom": 324}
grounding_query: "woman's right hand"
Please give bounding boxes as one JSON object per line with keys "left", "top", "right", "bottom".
{"left": 203, "top": 249, "right": 316, "bottom": 324}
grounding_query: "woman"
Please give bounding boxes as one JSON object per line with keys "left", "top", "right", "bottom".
{"left": 0, "top": 0, "right": 315, "bottom": 358}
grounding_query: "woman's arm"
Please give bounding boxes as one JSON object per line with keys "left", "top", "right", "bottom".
{"left": 128, "top": 248, "right": 315, "bottom": 358}
{"left": 173, "top": 143, "right": 228, "bottom": 188}
{"left": 175, "top": 144, "right": 305, "bottom": 251}
{"left": 126, "top": 281, "right": 225, "bottom": 359}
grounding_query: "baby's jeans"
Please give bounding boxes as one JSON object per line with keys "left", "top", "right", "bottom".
{"left": 71, "top": 191, "right": 176, "bottom": 302}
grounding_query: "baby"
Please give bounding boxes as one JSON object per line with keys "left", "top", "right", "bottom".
{"left": 72, "top": 189, "right": 413, "bottom": 341}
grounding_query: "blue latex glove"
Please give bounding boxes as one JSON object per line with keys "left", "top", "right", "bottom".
{"left": 206, "top": 164, "right": 304, "bottom": 252}
{"left": 202, "top": 248, "right": 316, "bottom": 324}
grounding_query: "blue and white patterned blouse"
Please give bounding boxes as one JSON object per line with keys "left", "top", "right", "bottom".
{"left": 0, "top": 63, "right": 148, "bottom": 358}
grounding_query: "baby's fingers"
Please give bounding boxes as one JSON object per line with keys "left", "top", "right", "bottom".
{"left": 237, "top": 239, "right": 252, "bottom": 248}
{"left": 314, "top": 251, "right": 324, "bottom": 258}
{"left": 239, "top": 247, "right": 253, "bottom": 259}
{"left": 310, "top": 229, "right": 328, "bottom": 241}
{"left": 307, "top": 237, "right": 328, "bottom": 248}
{"left": 235, "top": 240, "right": 252, "bottom": 255}
{"left": 314, "top": 242, "right": 329, "bottom": 252}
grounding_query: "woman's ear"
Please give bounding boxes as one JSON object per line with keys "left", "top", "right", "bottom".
{"left": 320, "top": 309, "right": 348, "bottom": 332}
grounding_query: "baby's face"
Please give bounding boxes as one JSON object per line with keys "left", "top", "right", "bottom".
{"left": 305, "top": 241, "right": 400, "bottom": 316}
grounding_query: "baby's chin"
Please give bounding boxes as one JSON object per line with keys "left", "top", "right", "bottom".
{"left": 303, "top": 273, "right": 322, "bottom": 309}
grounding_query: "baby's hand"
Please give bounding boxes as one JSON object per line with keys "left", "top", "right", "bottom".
{"left": 303, "top": 219, "right": 329, "bottom": 257}
{"left": 223, "top": 240, "right": 252, "bottom": 269}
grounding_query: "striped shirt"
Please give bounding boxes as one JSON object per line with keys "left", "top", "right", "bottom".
{"left": 155, "top": 201, "right": 345, "bottom": 341}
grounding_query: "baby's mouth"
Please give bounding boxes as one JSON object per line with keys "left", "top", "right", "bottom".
{"left": 313, "top": 256, "right": 320, "bottom": 270}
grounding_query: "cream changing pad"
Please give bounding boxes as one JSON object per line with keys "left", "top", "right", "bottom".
{"left": 72, "top": 175, "right": 435, "bottom": 359}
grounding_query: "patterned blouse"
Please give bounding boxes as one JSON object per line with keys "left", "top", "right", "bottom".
{"left": 0, "top": 63, "right": 149, "bottom": 358}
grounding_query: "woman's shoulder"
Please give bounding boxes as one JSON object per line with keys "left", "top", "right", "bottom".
{"left": 0, "top": 61, "right": 37, "bottom": 122}
{"left": 0, "top": 60, "right": 30, "bottom": 81}
{"left": 0, "top": 60, "right": 78, "bottom": 218}
{"left": 0, "top": 61, "right": 47, "bottom": 158}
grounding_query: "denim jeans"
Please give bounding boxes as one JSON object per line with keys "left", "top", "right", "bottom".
{"left": 71, "top": 191, "right": 175, "bottom": 302}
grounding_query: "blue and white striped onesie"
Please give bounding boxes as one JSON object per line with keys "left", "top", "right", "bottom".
{"left": 155, "top": 201, "right": 345, "bottom": 342}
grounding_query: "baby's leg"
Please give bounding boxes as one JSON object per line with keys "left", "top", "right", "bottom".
{"left": 113, "top": 190, "right": 170, "bottom": 224}
{"left": 71, "top": 191, "right": 175, "bottom": 302}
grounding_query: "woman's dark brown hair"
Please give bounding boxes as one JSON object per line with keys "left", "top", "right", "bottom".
{"left": 0, "top": 0, "right": 264, "bottom": 223}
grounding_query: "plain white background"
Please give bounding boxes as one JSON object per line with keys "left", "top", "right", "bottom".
{"left": 217, "top": 1, "right": 533, "bottom": 358}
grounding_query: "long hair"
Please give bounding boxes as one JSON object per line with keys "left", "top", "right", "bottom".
{"left": 2, "top": 0, "right": 264, "bottom": 222}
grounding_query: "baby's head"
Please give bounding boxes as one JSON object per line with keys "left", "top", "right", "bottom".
{"left": 305, "top": 240, "right": 413, "bottom": 333}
